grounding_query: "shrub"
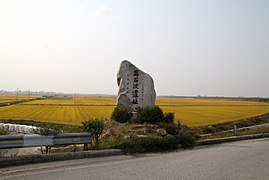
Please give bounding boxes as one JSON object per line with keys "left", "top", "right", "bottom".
{"left": 163, "top": 123, "right": 178, "bottom": 135}
{"left": 136, "top": 106, "right": 164, "bottom": 124}
{"left": 81, "top": 119, "right": 105, "bottom": 146}
{"left": 0, "top": 128, "right": 9, "bottom": 157}
{"left": 113, "top": 135, "right": 179, "bottom": 153}
{"left": 111, "top": 107, "right": 132, "bottom": 123}
{"left": 216, "top": 125, "right": 232, "bottom": 132}
{"left": 33, "top": 124, "right": 62, "bottom": 135}
{"left": 177, "top": 133, "right": 195, "bottom": 148}
{"left": 0, "top": 128, "right": 9, "bottom": 135}
{"left": 163, "top": 112, "right": 175, "bottom": 124}
{"left": 202, "top": 126, "right": 216, "bottom": 134}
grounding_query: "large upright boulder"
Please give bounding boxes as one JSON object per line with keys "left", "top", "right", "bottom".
{"left": 116, "top": 60, "right": 156, "bottom": 111}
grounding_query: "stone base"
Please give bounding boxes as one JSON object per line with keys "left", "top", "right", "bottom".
{"left": 130, "top": 112, "right": 137, "bottom": 123}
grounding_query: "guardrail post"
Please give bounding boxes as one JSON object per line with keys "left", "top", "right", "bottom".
{"left": 233, "top": 125, "right": 237, "bottom": 136}
{"left": 83, "top": 143, "right": 89, "bottom": 151}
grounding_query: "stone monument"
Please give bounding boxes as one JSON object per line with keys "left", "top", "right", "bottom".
{"left": 116, "top": 60, "right": 156, "bottom": 111}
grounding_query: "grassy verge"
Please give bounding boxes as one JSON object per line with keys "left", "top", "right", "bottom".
{"left": 198, "top": 127, "right": 269, "bottom": 140}
{"left": 192, "top": 112, "right": 269, "bottom": 136}
{"left": 2, "top": 115, "right": 269, "bottom": 155}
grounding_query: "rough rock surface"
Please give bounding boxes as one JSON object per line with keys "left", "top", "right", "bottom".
{"left": 102, "top": 128, "right": 117, "bottom": 138}
{"left": 156, "top": 128, "right": 167, "bottom": 137}
{"left": 116, "top": 60, "right": 156, "bottom": 111}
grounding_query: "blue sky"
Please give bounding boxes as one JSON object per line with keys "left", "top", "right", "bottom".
{"left": 0, "top": 0, "right": 268, "bottom": 97}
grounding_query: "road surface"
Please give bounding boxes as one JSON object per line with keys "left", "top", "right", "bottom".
{"left": 1, "top": 138, "right": 269, "bottom": 180}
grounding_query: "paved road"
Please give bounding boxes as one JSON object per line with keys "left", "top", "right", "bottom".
{"left": 1, "top": 138, "right": 269, "bottom": 180}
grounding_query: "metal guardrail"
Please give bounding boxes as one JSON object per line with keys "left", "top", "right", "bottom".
{"left": 0, "top": 133, "right": 91, "bottom": 151}
{"left": 200, "top": 123, "right": 269, "bottom": 137}
{"left": 196, "top": 133, "right": 269, "bottom": 146}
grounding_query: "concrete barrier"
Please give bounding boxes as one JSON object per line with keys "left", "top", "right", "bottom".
{"left": 0, "top": 149, "right": 123, "bottom": 167}
{"left": 0, "top": 123, "right": 37, "bottom": 133}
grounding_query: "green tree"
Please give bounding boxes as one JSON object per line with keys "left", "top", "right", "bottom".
{"left": 81, "top": 119, "right": 105, "bottom": 146}
{"left": 33, "top": 124, "right": 62, "bottom": 135}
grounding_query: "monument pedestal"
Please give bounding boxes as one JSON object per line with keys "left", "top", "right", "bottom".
{"left": 130, "top": 112, "right": 137, "bottom": 123}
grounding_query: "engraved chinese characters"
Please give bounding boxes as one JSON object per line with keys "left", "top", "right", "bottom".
{"left": 132, "top": 70, "right": 139, "bottom": 105}
{"left": 116, "top": 60, "right": 156, "bottom": 111}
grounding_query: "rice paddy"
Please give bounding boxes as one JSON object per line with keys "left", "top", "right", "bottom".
{"left": 0, "top": 94, "right": 42, "bottom": 104}
{"left": 0, "top": 95, "right": 268, "bottom": 127}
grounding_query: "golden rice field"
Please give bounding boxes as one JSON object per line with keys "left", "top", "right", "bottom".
{"left": 0, "top": 95, "right": 268, "bottom": 127}
{"left": 21, "top": 96, "right": 268, "bottom": 106}
{"left": 22, "top": 95, "right": 116, "bottom": 105}
{"left": 156, "top": 98, "right": 269, "bottom": 106}
{"left": 0, "top": 94, "right": 42, "bottom": 104}
{"left": 0, "top": 105, "right": 113, "bottom": 125}
{"left": 161, "top": 106, "right": 269, "bottom": 127}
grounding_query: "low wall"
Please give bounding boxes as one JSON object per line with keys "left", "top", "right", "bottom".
{"left": 0, "top": 123, "right": 37, "bottom": 134}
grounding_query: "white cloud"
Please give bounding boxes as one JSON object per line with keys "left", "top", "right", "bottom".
{"left": 94, "top": 4, "right": 121, "bottom": 23}
{"left": 75, "top": 3, "right": 121, "bottom": 26}
{"left": 95, "top": 4, "right": 114, "bottom": 17}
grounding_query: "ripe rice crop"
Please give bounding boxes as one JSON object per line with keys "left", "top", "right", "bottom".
{"left": 0, "top": 105, "right": 114, "bottom": 125}
{"left": 156, "top": 98, "right": 269, "bottom": 106}
{"left": 161, "top": 105, "right": 269, "bottom": 127}
{"left": 0, "top": 94, "right": 42, "bottom": 104}
{"left": 22, "top": 96, "right": 116, "bottom": 105}
{"left": 0, "top": 96, "right": 268, "bottom": 127}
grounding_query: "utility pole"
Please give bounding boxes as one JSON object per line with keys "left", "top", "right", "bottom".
{"left": 28, "top": 89, "right": 30, "bottom": 100}
{"left": 16, "top": 88, "right": 19, "bottom": 102}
